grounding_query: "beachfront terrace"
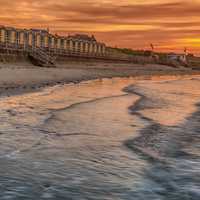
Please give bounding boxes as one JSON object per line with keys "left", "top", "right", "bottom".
{"left": 0, "top": 26, "right": 106, "bottom": 58}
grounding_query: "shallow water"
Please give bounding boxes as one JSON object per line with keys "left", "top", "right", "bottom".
{"left": 0, "top": 76, "right": 200, "bottom": 199}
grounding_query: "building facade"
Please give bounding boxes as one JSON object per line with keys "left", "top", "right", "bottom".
{"left": 0, "top": 25, "right": 106, "bottom": 57}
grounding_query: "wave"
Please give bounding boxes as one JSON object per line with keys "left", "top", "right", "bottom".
{"left": 43, "top": 94, "right": 129, "bottom": 125}
{"left": 123, "top": 83, "right": 200, "bottom": 199}
{"left": 123, "top": 84, "right": 200, "bottom": 162}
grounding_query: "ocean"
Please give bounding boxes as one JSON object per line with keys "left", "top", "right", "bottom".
{"left": 0, "top": 76, "right": 200, "bottom": 199}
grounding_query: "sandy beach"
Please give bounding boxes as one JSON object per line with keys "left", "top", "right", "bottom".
{"left": 0, "top": 61, "right": 199, "bottom": 96}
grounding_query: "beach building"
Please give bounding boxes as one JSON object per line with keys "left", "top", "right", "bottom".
{"left": 0, "top": 25, "right": 154, "bottom": 66}
{"left": 0, "top": 25, "right": 106, "bottom": 59}
{"left": 167, "top": 53, "right": 187, "bottom": 64}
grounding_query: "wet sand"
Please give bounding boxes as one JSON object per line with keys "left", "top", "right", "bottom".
{"left": 0, "top": 76, "right": 200, "bottom": 199}
{"left": 0, "top": 62, "right": 199, "bottom": 96}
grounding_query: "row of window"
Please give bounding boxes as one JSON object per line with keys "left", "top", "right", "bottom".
{"left": 0, "top": 28, "right": 106, "bottom": 54}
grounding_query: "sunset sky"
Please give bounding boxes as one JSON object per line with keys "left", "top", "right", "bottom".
{"left": 1, "top": 0, "right": 200, "bottom": 55}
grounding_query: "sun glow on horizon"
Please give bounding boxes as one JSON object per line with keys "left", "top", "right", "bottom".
{"left": 0, "top": 0, "right": 200, "bottom": 55}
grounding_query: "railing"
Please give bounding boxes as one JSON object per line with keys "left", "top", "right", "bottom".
{"left": 0, "top": 41, "right": 135, "bottom": 63}
{"left": 27, "top": 46, "right": 56, "bottom": 66}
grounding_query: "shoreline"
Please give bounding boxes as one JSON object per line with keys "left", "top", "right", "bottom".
{"left": 0, "top": 62, "right": 200, "bottom": 97}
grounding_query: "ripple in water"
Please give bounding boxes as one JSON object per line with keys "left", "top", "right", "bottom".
{"left": 0, "top": 76, "right": 200, "bottom": 199}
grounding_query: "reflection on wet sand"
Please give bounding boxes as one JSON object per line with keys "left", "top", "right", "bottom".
{"left": 0, "top": 75, "right": 200, "bottom": 199}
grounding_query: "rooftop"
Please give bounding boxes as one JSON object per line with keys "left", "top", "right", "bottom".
{"left": 68, "top": 34, "right": 97, "bottom": 42}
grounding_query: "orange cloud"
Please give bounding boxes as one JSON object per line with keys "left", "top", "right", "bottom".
{"left": 0, "top": 0, "right": 200, "bottom": 55}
